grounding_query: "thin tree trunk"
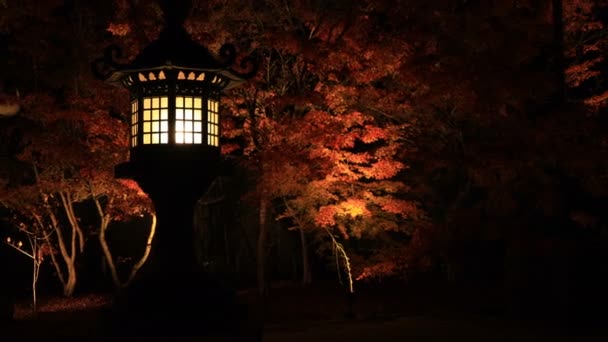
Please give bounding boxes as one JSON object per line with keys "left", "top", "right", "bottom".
{"left": 257, "top": 195, "right": 269, "bottom": 296}
{"left": 282, "top": 199, "right": 312, "bottom": 285}
{"left": 95, "top": 196, "right": 156, "bottom": 290}
{"left": 32, "top": 212, "right": 65, "bottom": 286}
{"left": 31, "top": 253, "right": 37, "bottom": 312}
{"left": 29, "top": 236, "right": 41, "bottom": 313}
{"left": 63, "top": 266, "right": 77, "bottom": 297}
{"left": 43, "top": 206, "right": 78, "bottom": 297}
{"left": 124, "top": 212, "right": 156, "bottom": 287}
{"left": 299, "top": 227, "right": 311, "bottom": 285}
{"left": 60, "top": 196, "right": 79, "bottom": 297}
{"left": 59, "top": 191, "right": 85, "bottom": 253}
{"left": 553, "top": 0, "right": 565, "bottom": 100}
{"left": 96, "top": 197, "right": 121, "bottom": 289}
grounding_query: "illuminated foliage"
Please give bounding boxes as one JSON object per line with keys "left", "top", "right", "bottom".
{"left": 1, "top": 0, "right": 606, "bottom": 301}
{"left": 564, "top": 0, "right": 608, "bottom": 112}
{"left": 209, "top": 6, "right": 426, "bottom": 281}
{"left": 0, "top": 91, "right": 154, "bottom": 295}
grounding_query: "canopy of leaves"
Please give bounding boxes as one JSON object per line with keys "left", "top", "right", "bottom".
{"left": 1, "top": 0, "right": 606, "bottom": 288}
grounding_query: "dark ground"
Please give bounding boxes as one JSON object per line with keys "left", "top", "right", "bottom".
{"left": 3, "top": 280, "right": 607, "bottom": 341}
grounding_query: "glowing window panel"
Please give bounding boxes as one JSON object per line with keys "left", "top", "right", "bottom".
{"left": 207, "top": 99, "right": 219, "bottom": 146}
{"left": 141, "top": 96, "right": 169, "bottom": 145}
{"left": 130, "top": 100, "right": 138, "bottom": 147}
{"left": 175, "top": 96, "right": 204, "bottom": 145}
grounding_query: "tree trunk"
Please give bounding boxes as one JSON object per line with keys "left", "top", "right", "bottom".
{"left": 63, "top": 264, "right": 77, "bottom": 297}
{"left": 257, "top": 195, "right": 269, "bottom": 296}
{"left": 98, "top": 213, "right": 121, "bottom": 289}
{"left": 60, "top": 191, "right": 85, "bottom": 253}
{"left": 300, "top": 228, "right": 312, "bottom": 285}
{"left": 95, "top": 196, "right": 156, "bottom": 290}
{"left": 42, "top": 206, "right": 79, "bottom": 297}
{"left": 124, "top": 212, "right": 156, "bottom": 287}
{"left": 552, "top": 0, "right": 565, "bottom": 100}
{"left": 30, "top": 237, "right": 41, "bottom": 313}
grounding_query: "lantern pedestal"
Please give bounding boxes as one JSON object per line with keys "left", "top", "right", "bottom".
{"left": 107, "top": 148, "right": 245, "bottom": 337}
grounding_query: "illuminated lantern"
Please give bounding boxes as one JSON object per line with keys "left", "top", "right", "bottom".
{"left": 92, "top": 2, "right": 257, "bottom": 260}
{"left": 92, "top": 6, "right": 256, "bottom": 166}
{"left": 91, "top": 2, "right": 258, "bottom": 336}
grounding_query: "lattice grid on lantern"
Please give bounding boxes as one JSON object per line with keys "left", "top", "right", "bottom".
{"left": 207, "top": 99, "right": 219, "bottom": 146}
{"left": 175, "top": 96, "right": 204, "bottom": 144}
{"left": 142, "top": 96, "right": 169, "bottom": 144}
{"left": 130, "top": 100, "right": 138, "bottom": 147}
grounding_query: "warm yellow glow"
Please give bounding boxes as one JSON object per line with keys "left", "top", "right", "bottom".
{"left": 339, "top": 199, "right": 371, "bottom": 218}
{"left": 148, "top": 72, "right": 156, "bottom": 81}
{"left": 158, "top": 71, "right": 166, "bottom": 80}
{"left": 196, "top": 73, "right": 205, "bottom": 81}
{"left": 207, "top": 99, "right": 219, "bottom": 146}
{"left": 138, "top": 73, "right": 147, "bottom": 82}
{"left": 187, "top": 72, "right": 196, "bottom": 80}
{"left": 207, "top": 136, "right": 218, "bottom": 146}
{"left": 131, "top": 100, "right": 138, "bottom": 147}
{"left": 178, "top": 71, "right": 186, "bottom": 80}
{"left": 141, "top": 96, "right": 169, "bottom": 145}
{"left": 175, "top": 96, "right": 204, "bottom": 145}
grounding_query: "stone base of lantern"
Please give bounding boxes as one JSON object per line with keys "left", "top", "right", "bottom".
{"left": 105, "top": 268, "right": 250, "bottom": 338}
{"left": 105, "top": 151, "right": 258, "bottom": 339}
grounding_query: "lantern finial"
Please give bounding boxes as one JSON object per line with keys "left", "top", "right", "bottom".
{"left": 159, "top": 0, "right": 191, "bottom": 29}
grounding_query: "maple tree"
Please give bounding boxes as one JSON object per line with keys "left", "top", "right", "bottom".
{"left": 93, "top": 179, "right": 156, "bottom": 291}
{"left": 0, "top": 0, "right": 159, "bottom": 296}
{"left": 0, "top": 93, "right": 154, "bottom": 295}
{"left": 0, "top": 96, "right": 93, "bottom": 296}
{"left": 3, "top": 215, "right": 50, "bottom": 312}
{"left": 175, "top": 0, "right": 428, "bottom": 293}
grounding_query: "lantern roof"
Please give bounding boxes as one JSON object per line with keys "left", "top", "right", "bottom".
{"left": 92, "top": 5, "right": 257, "bottom": 90}
{"left": 131, "top": 27, "right": 223, "bottom": 71}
